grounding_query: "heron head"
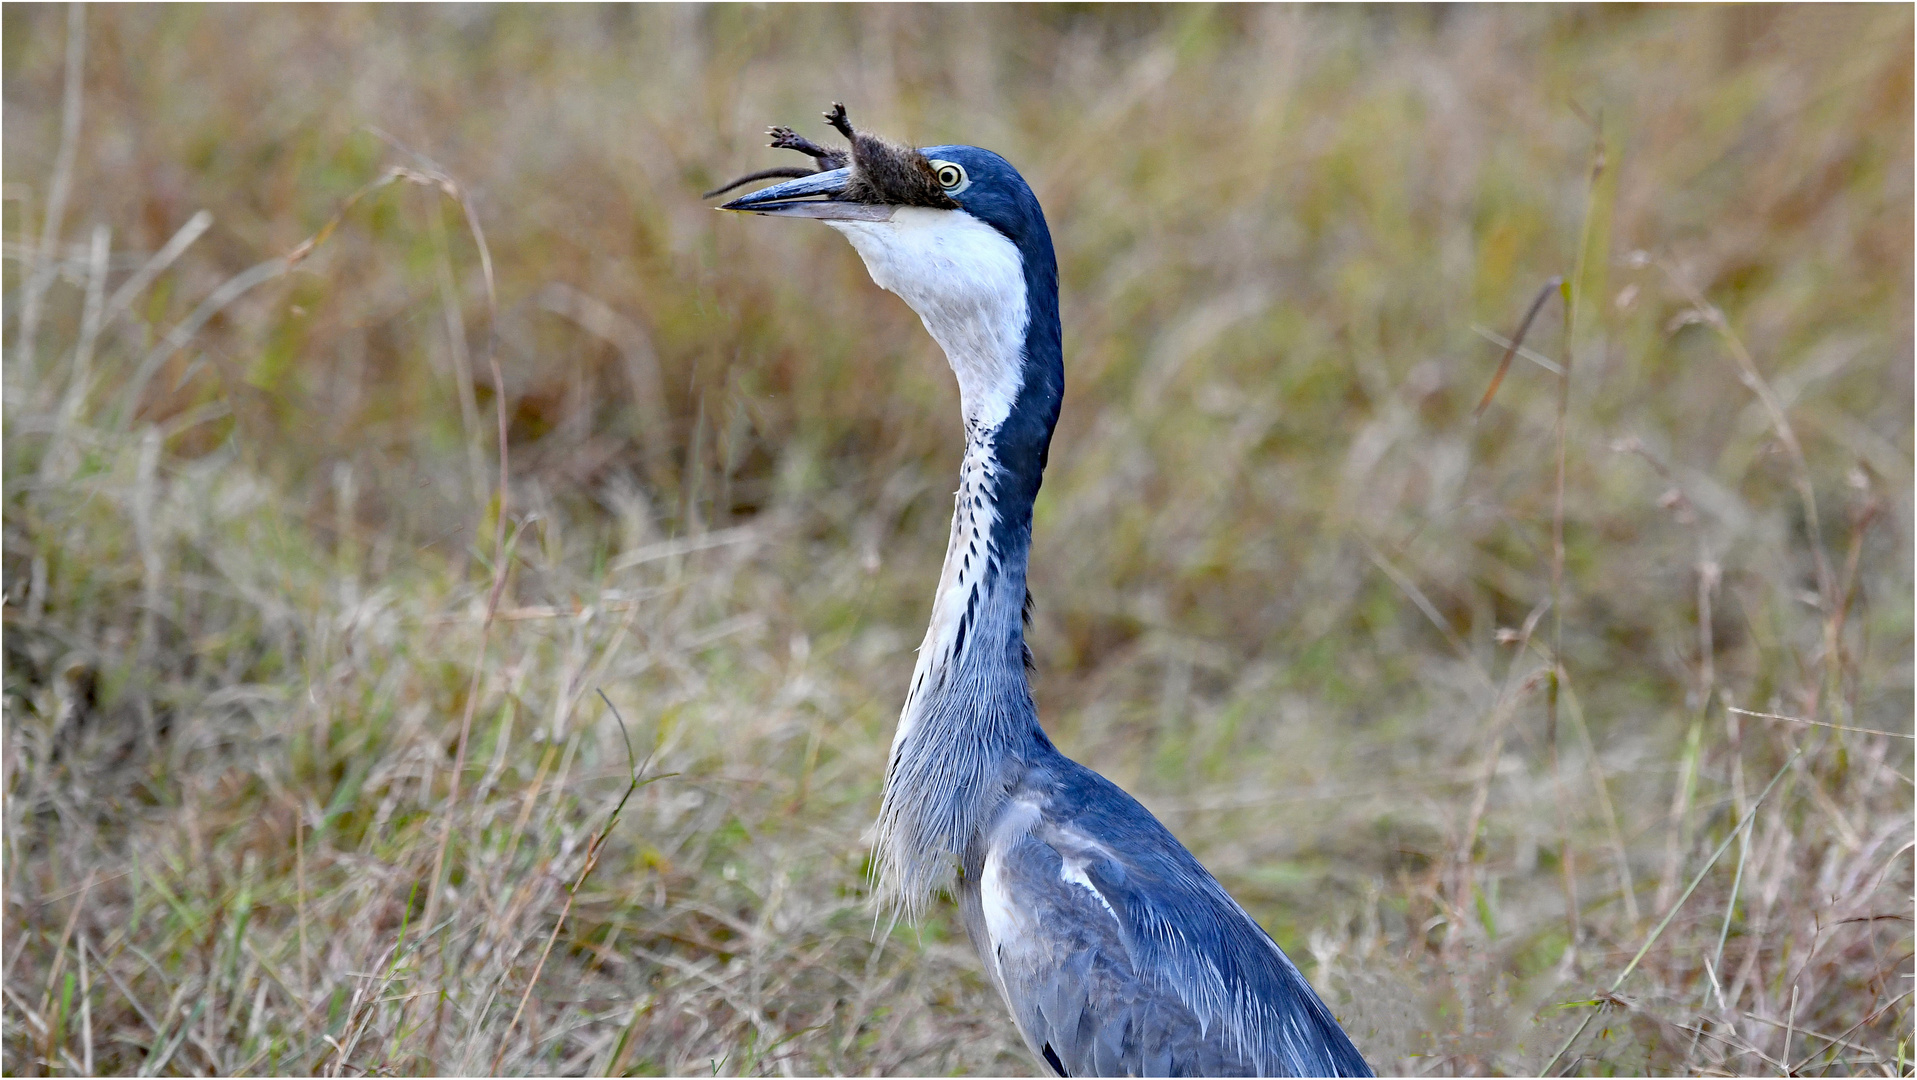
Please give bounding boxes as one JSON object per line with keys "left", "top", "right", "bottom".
{"left": 712, "top": 104, "right": 1056, "bottom": 431}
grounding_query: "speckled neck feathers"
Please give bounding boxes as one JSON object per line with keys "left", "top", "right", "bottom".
{"left": 872, "top": 431, "right": 1052, "bottom": 917}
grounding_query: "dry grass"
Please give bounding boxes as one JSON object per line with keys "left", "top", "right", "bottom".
{"left": 4, "top": 5, "right": 1912, "bottom": 1075}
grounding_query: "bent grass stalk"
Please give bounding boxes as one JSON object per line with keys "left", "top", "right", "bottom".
{"left": 490, "top": 692, "right": 673, "bottom": 1073}
{"left": 1471, "top": 118, "right": 1608, "bottom": 960}
{"left": 1726, "top": 706, "right": 1915, "bottom": 740}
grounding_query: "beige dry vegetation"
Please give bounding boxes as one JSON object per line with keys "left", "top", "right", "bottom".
{"left": 4, "top": 5, "right": 1912, "bottom": 1076}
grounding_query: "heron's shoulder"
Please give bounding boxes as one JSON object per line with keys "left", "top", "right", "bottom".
{"left": 1009, "top": 754, "right": 1207, "bottom": 878}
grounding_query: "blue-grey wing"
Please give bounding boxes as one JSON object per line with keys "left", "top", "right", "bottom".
{"left": 967, "top": 824, "right": 1263, "bottom": 1076}
{"left": 961, "top": 777, "right": 1371, "bottom": 1077}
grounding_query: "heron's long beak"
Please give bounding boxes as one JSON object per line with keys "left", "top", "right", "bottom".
{"left": 718, "top": 168, "right": 894, "bottom": 221}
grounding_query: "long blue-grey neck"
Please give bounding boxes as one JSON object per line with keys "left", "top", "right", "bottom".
{"left": 872, "top": 220, "right": 1064, "bottom": 917}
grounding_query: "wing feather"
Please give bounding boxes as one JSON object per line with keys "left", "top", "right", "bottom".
{"left": 962, "top": 761, "right": 1372, "bottom": 1077}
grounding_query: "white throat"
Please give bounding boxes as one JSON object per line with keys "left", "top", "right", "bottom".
{"left": 827, "top": 206, "right": 1029, "bottom": 429}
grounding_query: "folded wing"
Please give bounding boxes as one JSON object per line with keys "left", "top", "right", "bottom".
{"left": 963, "top": 763, "right": 1372, "bottom": 1078}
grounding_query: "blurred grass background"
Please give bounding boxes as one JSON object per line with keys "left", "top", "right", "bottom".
{"left": 4, "top": 4, "right": 1911, "bottom": 1075}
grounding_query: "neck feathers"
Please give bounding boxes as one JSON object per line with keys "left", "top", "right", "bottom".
{"left": 871, "top": 230, "right": 1063, "bottom": 918}
{"left": 841, "top": 191, "right": 1064, "bottom": 915}
{"left": 872, "top": 427, "right": 1053, "bottom": 916}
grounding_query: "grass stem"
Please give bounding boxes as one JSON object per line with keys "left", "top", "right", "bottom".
{"left": 1542, "top": 749, "right": 1804, "bottom": 1076}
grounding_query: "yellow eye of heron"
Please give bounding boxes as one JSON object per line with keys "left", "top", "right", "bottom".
{"left": 929, "top": 160, "right": 969, "bottom": 194}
